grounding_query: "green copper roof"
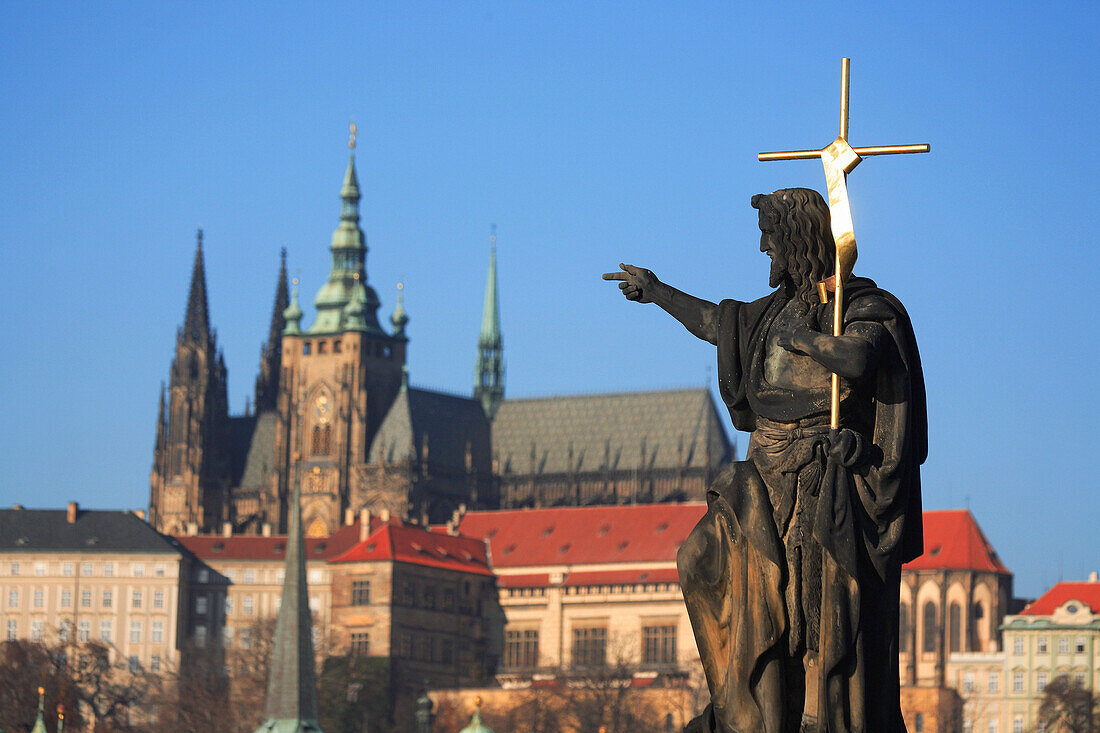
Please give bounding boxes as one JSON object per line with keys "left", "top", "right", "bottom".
{"left": 474, "top": 231, "right": 504, "bottom": 419}
{"left": 390, "top": 284, "right": 408, "bottom": 338}
{"left": 308, "top": 151, "right": 383, "bottom": 335}
{"left": 459, "top": 708, "right": 493, "bottom": 733}
{"left": 30, "top": 687, "right": 47, "bottom": 733}
{"left": 478, "top": 242, "right": 501, "bottom": 347}
{"left": 283, "top": 280, "right": 303, "bottom": 335}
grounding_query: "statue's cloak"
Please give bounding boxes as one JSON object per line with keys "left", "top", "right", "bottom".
{"left": 679, "top": 278, "right": 926, "bottom": 733}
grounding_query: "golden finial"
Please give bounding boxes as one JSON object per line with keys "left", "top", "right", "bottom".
{"left": 349, "top": 122, "right": 357, "bottom": 150}
{"left": 474, "top": 695, "right": 482, "bottom": 708}
{"left": 397, "top": 281, "right": 404, "bottom": 291}
{"left": 353, "top": 272, "right": 360, "bottom": 280}
{"left": 292, "top": 277, "right": 300, "bottom": 286}
{"left": 38, "top": 686, "right": 44, "bottom": 695}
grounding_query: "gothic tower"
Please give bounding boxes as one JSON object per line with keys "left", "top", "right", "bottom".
{"left": 274, "top": 128, "right": 407, "bottom": 536}
{"left": 255, "top": 248, "right": 289, "bottom": 412}
{"left": 474, "top": 226, "right": 504, "bottom": 419}
{"left": 150, "top": 230, "right": 230, "bottom": 533}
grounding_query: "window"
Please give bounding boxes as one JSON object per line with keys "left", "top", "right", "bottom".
{"left": 1013, "top": 671, "right": 1024, "bottom": 692}
{"left": 923, "top": 601, "right": 937, "bottom": 653}
{"left": 59, "top": 620, "right": 71, "bottom": 642}
{"left": 130, "top": 621, "right": 142, "bottom": 643}
{"left": 1058, "top": 637, "right": 1070, "bottom": 654}
{"left": 1037, "top": 671, "right": 1048, "bottom": 692}
{"left": 61, "top": 589, "right": 71, "bottom": 608}
{"left": 1075, "top": 637, "right": 1086, "bottom": 654}
{"left": 351, "top": 631, "right": 370, "bottom": 656}
{"left": 310, "top": 596, "right": 320, "bottom": 612}
{"left": 102, "top": 590, "right": 113, "bottom": 608}
{"left": 133, "top": 590, "right": 142, "bottom": 608}
{"left": 155, "top": 563, "right": 166, "bottom": 578}
{"left": 399, "top": 632, "right": 412, "bottom": 658}
{"left": 987, "top": 721, "right": 998, "bottom": 733}
{"left": 225, "top": 596, "right": 234, "bottom": 615}
{"left": 81, "top": 562, "right": 92, "bottom": 576}
{"left": 1013, "top": 716, "right": 1024, "bottom": 733}
{"left": 949, "top": 603, "right": 962, "bottom": 653}
{"left": 303, "top": 342, "right": 311, "bottom": 355}
{"left": 244, "top": 570, "right": 255, "bottom": 584}
{"left": 129, "top": 656, "right": 141, "bottom": 673}
{"left": 62, "top": 562, "right": 73, "bottom": 576}
{"left": 643, "top": 624, "right": 677, "bottom": 666}
{"left": 78, "top": 621, "right": 90, "bottom": 642}
{"left": 100, "top": 620, "right": 113, "bottom": 643}
{"left": 963, "top": 671, "right": 974, "bottom": 693}
{"left": 443, "top": 588, "right": 455, "bottom": 611}
{"left": 572, "top": 626, "right": 607, "bottom": 668}
{"left": 9, "top": 562, "right": 19, "bottom": 575}
{"left": 132, "top": 563, "right": 145, "bottom": 577}
{"left": 309, "top": 569, "right": 323, "bottom": 584}
{"left": 311, "top": 424, "right": 332, "bottom": 455}
{"left": 103, "top": 563, "right": 114, "bottom": 577}
{"left": 151, "top": 655, "right": 161, "bottom": 673}
{"left": 352, "top": 580, "right": 371, "bottom": 606}
{"left": 81, "top": 590, "right": 91, "bottom": 607}
{"left": 6, "top": 619, "right": 16, "bottom": 640}
{"left": 153, "top": 591, "right": 164, "bottom": 609}
{"left": 1038, "top": 637, "right": 1048, "bottom": 654}
{"left": 275, "top": 570, "right": 284, "bottom": 584}
{"left": 33, "top": 588, "right": 44, "bottom": 608}
{"left": 1013, "top": 637, "right": 1023, "bottom": 655}
{"left": 225, "top": 569, "right": 235, "bottom": 583}
{"left": 424, "top": 586, "right": 436, "bottom": 610}
{"left": 31, "top": 620, "right": 43, "bottom": 641}
{"left": 196, "top": 595, "right": 208, "bottom": 615}
{"left": 35, "top": 562, "right": 45, "bottom": 576}
{"left": 223, "top": 626, "right": 234, "bottom": 645}
{"left": 243, "top": 595, "right": 254, "bottom": 615}
{"left": 151, "top": 621, "right": 163, "bottom": 644}
{"left": 194, "top": 625, "right": 207, "bottom": 645}
{"left": 8, "top": 589, "right": 18, "bottom": 607}
{"left": 440, "top": 638, "right": 454, "bottom": 664}
{"left": 240, "top": 628, "right": 252, "bottom": 649}
{"left": 402, "top": 581, "right": 416, "bottom": 607}
{"left": 504, "top": 629, "right": 540, "bottom": 669}
{"left": 915, "top": 713, "right": 924, "bottom": 732}
{"left": 197, "top": 569, "right": 209, "bottom": 583}
{"left": 987, "top": 671, "right": 999, "bottom": 693}
{"left": 1075, "top": 672, "right": 1086, "bottom": 687}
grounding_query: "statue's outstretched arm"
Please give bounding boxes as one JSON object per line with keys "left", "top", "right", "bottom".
{"left": 603, "top": 263, "right": 719, "bottom": 344}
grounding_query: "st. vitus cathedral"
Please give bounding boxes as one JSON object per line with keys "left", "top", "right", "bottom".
{"left": 150, "top": 136, "right": 733, "bottom": 538}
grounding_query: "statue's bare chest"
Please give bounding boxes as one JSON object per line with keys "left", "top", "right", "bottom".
{"left": 764, "top": 299, "right": 833, "bottom": 391}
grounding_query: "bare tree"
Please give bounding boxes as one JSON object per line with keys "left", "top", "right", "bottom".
{"left": 1036, "top": 675, "right": 1097, "bottom": 733}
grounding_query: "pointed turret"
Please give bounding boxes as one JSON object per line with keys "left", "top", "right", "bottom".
{"left": 310, "top": 125, "right": 382, "bottom": 334}
{"left": 284, "top": 278, "right": 303, "bottom": 335}
{"left": 183, "top": 229, "right": 211, "bottom": 343}
{"left": 256, "top": 249, "right": 290, "bottom": 411}
{"left": 390, "top": 282, "right": 409, "bottom": 338}
{"left": 474, "top": 226, "right": 504, "bottom": 419}
{"left": 254, "top": 459, "right": 323, "bottom": 732}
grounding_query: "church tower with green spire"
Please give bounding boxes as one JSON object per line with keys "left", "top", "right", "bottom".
{"left": 474, "top": 226, "right": 504, "bottom": 420}
{"left": 150, "top": 229, "right": 230, "bottom": 534}
{"left": 271, "top": 126, "right": 408, "bottom": 536}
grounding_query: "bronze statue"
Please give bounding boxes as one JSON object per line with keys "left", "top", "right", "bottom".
{"left": 604, "top": 187, "right": 926, "bottom": 732}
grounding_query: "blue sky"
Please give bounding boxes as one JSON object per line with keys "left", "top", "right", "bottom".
{"left": 1, "top": 2, "right": 1097, "bottom": 598}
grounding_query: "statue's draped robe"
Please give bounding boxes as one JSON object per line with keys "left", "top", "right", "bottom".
{"left": 679, "top": 278, "right": 926, "bottom": 732}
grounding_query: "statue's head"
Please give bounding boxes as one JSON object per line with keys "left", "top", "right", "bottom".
{"left": 751, "top": 188, "right": 835, "bottom": 302}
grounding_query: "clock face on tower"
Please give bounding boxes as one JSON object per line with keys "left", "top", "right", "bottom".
{"left": 312, "top": 394, "right": 331, "bottom": 424}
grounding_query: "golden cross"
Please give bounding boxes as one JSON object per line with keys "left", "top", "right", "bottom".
{"left": 758, "top": 58, "right": 929, "bottom": 428}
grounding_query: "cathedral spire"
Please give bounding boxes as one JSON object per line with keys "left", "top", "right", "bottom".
{"left": 254, "top": 458, "right": 323, "bottom": 732}
{"left": 256, "top": 249, "right": 290, "bottom": 411}
{"left": 474, "top": 225, "right": 504, "bottom": 419}
{"left": 390, "top": 281, "right": 409, "bottom": 338}
{"left": 183, "top": 228, "right": 211, "bottom": 343}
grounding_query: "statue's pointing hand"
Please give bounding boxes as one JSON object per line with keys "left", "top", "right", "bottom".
{"left": 602, "top": 263, "right": 657, "bottom": 304}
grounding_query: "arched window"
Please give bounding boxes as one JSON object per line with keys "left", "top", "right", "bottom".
{"left": 899, "top": 602, "right": 910, "bottom": 648}
{"left": 923, "top": 601, "right": 938, "bottom": 653}
{"left": 311, "top": 424, "right": 332, "bottom": 455}
{"left": 949, "top": 602, "right": 962, "bottom": 653}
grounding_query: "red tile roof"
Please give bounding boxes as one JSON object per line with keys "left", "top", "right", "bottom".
{"left": 498, "top": 573, "right": 551, "bottom": 588}
{"left": 902, "top": 509, "right": 1009, "bottom": 574}
{"left": 455, "top": 503, "right": 707, "bottom": 568}
{"left": 562, "top": 568, "right": 680, "bottom": 587}
{"left": 328, "top": 521, "right": 493, "bottom": 576}
{"left": 175, "top": 520, "right": 362, "bottom": 561}
{"left": 1020, "top": 582, "right": 1100, "bottom": 615}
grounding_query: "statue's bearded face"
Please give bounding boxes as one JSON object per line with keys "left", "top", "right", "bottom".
{"left": 759, "top": 214, "right": 788, "bottom": 289}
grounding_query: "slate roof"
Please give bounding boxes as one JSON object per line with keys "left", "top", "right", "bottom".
{"left": 227, "top": 414, "right": 258, "bottom": 487}
{"left": 456, "top": 503, "right": 707, "bottom": 568}
{"left": 0, "top": 508, "right": 183, "bottom": 554}
{"left": 902, "top": 509, "right": 1009, "bottom": 574}
{"left": 491, "top": 388, "right": 730, "bottom": 475}
{"left": 236, "top": 410, "right": 278, "bottom": 490}
{"left": 1020, "top": 581, "right": 1100, "bottom": 615}
{"left": 369, "top": 388, "right": 491, "bottom": 472}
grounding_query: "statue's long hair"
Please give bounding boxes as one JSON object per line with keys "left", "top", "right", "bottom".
{"left": 751, "top": 188, "right": 835, "bottom": 303}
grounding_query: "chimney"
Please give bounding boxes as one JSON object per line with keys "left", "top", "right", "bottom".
{"left": 186, "top": 522, "right": 199, "bottom": 536}
{"left": 358, "top": 508, "right": 371, "bottom": 543}
{"left": 222, "top": 521, "right": 232, "bottom": 538}
{"left": 344, "top": 508, "right": 354, "bottom": 526}
{"left": 133, "top": 509, "right": 146, "bottom": 521}
{"left": 67, "top": 501, "right": 79, "bottom": 524}
{"left": 380, "top": 508, "right": 390, "bottom": 523}
{"left": 1090, "top": 571, "right": 1098, "bottom": 583}
{"left": 262, "top": 522, "right": 272, "bottom": 537}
